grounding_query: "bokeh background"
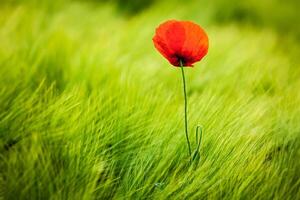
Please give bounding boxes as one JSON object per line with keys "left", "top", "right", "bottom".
{"left": 0, "top": 0, "right": 300, "bottom": 199}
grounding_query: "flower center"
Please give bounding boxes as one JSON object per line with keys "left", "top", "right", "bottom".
{"left": 176, "top": 55, "right": 186, "bottom": 66}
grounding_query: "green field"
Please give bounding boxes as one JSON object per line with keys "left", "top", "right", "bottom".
{"left": 1, "top": 0, "right": 300, "bottom": 199}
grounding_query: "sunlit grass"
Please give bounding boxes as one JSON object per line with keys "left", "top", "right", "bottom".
{"left": 0, "top": 0, "right": 300, "bottom": 199}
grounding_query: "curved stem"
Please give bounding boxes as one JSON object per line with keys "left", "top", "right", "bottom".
{"left": 179, "top": 60, "right": 192, "bottom": 161}
{"left": 192, "top": 125, "right": 203, "bottom": 161}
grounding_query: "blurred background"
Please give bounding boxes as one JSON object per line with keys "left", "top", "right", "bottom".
{"left": 0, "top": 0, "right": 299, "bottom": 90}
{"left": 1, "top": 0, "right": 300, "bottom": 199}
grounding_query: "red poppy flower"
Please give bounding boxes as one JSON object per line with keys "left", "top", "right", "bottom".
{"left": 152, "top": 20, "right": 209, "bottom": 67}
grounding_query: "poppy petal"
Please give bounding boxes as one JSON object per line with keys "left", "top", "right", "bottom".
{"left": 153, "top": 20, "right": 208, "bottom": 67}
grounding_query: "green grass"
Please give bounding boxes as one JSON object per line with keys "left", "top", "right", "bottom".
{"left": 1, "top": 0, "right": 300, "bottom": 199}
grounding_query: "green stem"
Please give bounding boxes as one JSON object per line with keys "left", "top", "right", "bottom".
{"left": 179, "top": 60, "right": 192, "bottom": 161}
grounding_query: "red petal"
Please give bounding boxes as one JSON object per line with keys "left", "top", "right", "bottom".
{"left": 153, "top": 20, "right": 208, "bottom": 67}
{"left": 153, "top": 20, "right": 185, "bottom": 66}
{"left": 181, "top": 21, "right": 209, "bottom": 66}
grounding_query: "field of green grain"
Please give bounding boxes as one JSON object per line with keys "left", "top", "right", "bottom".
{"left": 0, "top": 0, "right": 300, "bottom": 199}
